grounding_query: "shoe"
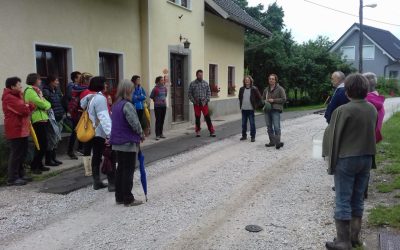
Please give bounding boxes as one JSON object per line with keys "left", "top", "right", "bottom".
{"left": 275, "top": 135, "right": 284, "bottom": 149}
{"left": 40, "top": 166, "right": 50, "bottom": 171}
{"left": 265, "top": 134, "right": 276, "bottom": 147}
{"left": 7, "top": 178, "right": 27, "bottom": 186}
{"left": 326, "top": 220, "right": 351, "bottom": 250}
{"left": 251, "top": 138, "right": 255, "bottom": 142}
{"left": 240, "top": 137, "right": 247, "bottom": 141}
{"left": 116, "top": 200, "right": 124, "bottom": 205}
{"left": 46, "top": 151, "right": 59, "bottom": 166}
{"left": 21, "top": 176, "right": 33, "bottom": 182}
{"left": 76, "top": 149, "right": 84, "bottom": 156}
{"left": 124, "top": 199, "right": 143, "bottom": 207}
{"left": 52, "top": 150, "right": 63, "bottom": 165}
{"left": 68, "top": 151, "right": 78, "bottom": 160}
{"left": 332, "top": 186, "right": 336, "bottom": 191}
{"left": 93, "top": 181, "right": 107, "bottom": 190}
{"left": 196, "top": 133, "right": 201, "bottom": 137}
{"left": 210, "top": 133, "right": 216, "bottom": 137}
{"left": 155, "top": 136, "right": 160, "bottom": 141}
{"left": 108, "top": 185, "right": 116, "bottom": 192}
{"left": 160, "top": 135, "right": 166, "bottom": 139}
{"left": 32, "top": 169, "right": 42, "bottom": 175}
{"left": 265, "top": 143, "right": 275, "bottom": 147}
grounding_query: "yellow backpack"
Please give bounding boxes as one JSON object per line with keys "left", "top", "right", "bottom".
{"left": 75, "top": 96, "right": 95, "bottom": 142}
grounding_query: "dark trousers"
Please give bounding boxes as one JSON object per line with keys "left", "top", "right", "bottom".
{"left": 68, "top": 120, "right": 82, "bottom": 152}
{"left": 136, "top": 109, "right": 144, "bottom": 122}
{"left": 83, "top": 141, "right": 93, "bottom": 156}
{"left": 241, "top": 110, "right": 256, "bottom": 138}
{"left": 194, "top": 104, "right": 215, "bottom": 133}
{"left": 31, "top": 122, "right": 48, "bottom": 170}
{"left": 115, "top": 151, "right": 136, "bottom": 204}
{"left": 91, "top": 137, "right": 105, "bottom": 178}
{"left": 154, "top": 106, "right": 166, "bottom": 137}
{"left": 8, "top": 137, "right": 28, "bottom": 182}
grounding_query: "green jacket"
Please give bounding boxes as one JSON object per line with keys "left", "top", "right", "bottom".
{"left": 322, "top": 99, "right": 377, "bottom": 175}
{"left": 262, "top": 84, "right": 286, "bottom": 112}
{"left": 24, "top": 86, "right": 51, "bottom": 123}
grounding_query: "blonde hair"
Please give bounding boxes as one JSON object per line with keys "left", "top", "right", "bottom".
{"left": 115, "top": 79, "right": 134, "bottom": 101}
{"left": 80, "top": 72, "right": 93, "bottom": 85}
{"left": 243, "top": 75, "right": 254, "bottom": 86}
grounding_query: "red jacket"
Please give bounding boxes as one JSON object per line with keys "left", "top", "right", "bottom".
{"left": 2, "top": 88, "right": 35, "bottom": 139}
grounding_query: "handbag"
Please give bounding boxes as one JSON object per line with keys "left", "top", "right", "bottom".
{"left": 263, "top": 89, "right": 272, "bottom": 113}
{"left": 75, "top": 96, "right": 95, "bottom": 142}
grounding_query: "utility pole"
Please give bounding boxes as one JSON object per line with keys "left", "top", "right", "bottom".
{"left": 359, "top": 0, "right": 363, "bottom": 73}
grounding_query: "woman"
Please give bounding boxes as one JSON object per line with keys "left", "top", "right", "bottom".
{"left": 263, "top": 74, "right": 286, "bottom": 149}
{"left": 2, "top": 77, "right": 35, "bottom": 185}
{"left": 238, "top": 76, "right": 262, "bottom": 142}
{"left": 323, "top": 74, "right": 377, "bottom": 249}
{"left": 80, "top": 76, "right": 114, "bottom": 191}
{"left": 42, "top": 75, "right": 64, "bottom": 166}
{"left": 24, "top": 73, "right": 52, "bottom": 174}
{"left": 110, "top": 79, "right": 145, "bottom": 206}
{"left": 150, "top": 76, "right": 167, "bottom": 140}
{"left": 131, "top": 75, "right": 146, "bottom": 122}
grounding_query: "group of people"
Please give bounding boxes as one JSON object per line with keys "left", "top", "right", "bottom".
{"left": 323, "top": 71, "right": 385, "bottom": 249}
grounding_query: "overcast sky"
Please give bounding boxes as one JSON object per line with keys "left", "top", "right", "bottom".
{"left": 247, "top": 0, "right": 400, "bottom": 43}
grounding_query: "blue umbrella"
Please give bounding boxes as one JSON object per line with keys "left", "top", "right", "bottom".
{"left": 138, "top": 151, "right": 147, "bottom": 202}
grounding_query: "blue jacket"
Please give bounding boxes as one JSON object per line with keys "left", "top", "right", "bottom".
{"left": 324, "top": 87, "right": 349, "bottom": 123}
{"left": 132, "top": 86, "right": 146, "bottom": 110}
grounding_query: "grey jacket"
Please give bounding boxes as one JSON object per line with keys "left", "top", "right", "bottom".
{"left": 262, "top": 84, "right": 286, "bottom": 112}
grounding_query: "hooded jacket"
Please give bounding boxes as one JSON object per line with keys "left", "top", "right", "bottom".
{"left": 366, "top": 92, "right": 385, "bottom": 142}
{"left": 2, "top": 88, "right": 35, "bottom": 139}
{"left": 42, "top": 84, "right": 65, "bottom": 121}
{"left": 23, "top": 86, "right": 51, "bottom": 123}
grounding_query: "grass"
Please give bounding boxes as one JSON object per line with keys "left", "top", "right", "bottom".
{"left": 31, "top": 169, "right": 65, "bottom": 182}
{"left": 369, "top": 205, "right": 400, "bottom": 228}
{"left": 284, "top": 103, "right": 325, "bottom": 112}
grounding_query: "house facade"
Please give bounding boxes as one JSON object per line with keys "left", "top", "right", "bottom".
{"left": 330, "top": 23, "right": 400, "bottom": 79}
{"left": 0, "top": 0, "right": 270, "bottom": 128}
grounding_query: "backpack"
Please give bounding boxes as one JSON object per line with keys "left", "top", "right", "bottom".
{"left": 68, "top": 90, "right": 81, "bottom": 122}
{"left": 75, "top": 96, "right": 96, "bottom": 142}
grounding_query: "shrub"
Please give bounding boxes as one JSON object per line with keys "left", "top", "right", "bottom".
{"left": 376, "top": 77, "right": 400, "bottom": 96}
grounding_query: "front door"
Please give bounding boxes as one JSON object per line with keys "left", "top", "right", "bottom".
{"left": 170, "top": 54, "right": 185, "bottom": 122}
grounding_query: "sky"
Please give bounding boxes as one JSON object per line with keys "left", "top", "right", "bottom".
{"left": 247, "top": 0, "right": 400, "bottom": 43}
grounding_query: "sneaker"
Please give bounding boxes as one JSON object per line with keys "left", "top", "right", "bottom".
{"left": 68, "top": 151, "right": 78, "bottom": 160}
{"left": 240, "top": 137, "right": 247, "bottom": 141}
{"left": 124, "top": 199, "right": 143, "bottom": 207}
{"left": 7, "top": 178, "right": 27, "bottom": 186}
{"left": 251, "top": 138, "right": 255, "bottom": 142}
{"left": 196, "top": 132, "right": 201, "bottom": 137}
{"left": 210, "top": 133, "right": 216, "bottom": 137}
{"left": 156, "top": 136, "right": 160, "bottom": 141}
{"left": 160, "top": 135, "right": 166, "bottom": 139}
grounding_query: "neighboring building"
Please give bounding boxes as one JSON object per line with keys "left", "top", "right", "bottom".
{"left": 330, "top": 23, "right": 400, "bottom": 79}
{"left": 0, "top": 0, "right": 270, "bottom": 128}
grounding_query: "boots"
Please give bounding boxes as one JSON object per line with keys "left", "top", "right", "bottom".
{"left": 82, "top": 156, "right": 92, "bottom": 176}
{"left": 107, "top": 174, "right": 115, "bottom": 192}
{"left": 326, "top": 219, "right": 352, "bottom": 250}
{"left": 45, "top": 151, "right": 59, "bottom": 166}
{"left": 92, "top": 161, "right": 107, "bottom": 190}
{"left": 52, "top": 150, "right": 62, "bottom": 165}
{"left": 265, "top": 134, "right": 275, "bottom": 147}
{"left": 351, "top": 217, "right": 363, "bottom": 248}
{"left": 275, "top": 135, "right": 284, "bottom": 149}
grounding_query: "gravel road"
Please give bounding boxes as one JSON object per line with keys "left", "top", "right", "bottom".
{"left": 1, "top": 98, "right": 400, "bottom": 250}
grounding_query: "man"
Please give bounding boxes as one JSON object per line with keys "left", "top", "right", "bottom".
{"left": 188, "top": 70, "right": 216, "bottom": 137}
{"left": 324, "top": 71, "right": 349, "bottom": 123}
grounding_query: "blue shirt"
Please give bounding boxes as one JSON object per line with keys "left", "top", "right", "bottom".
{"left": 324, "top": 86, "right": 349, "bottom": 123}
{"left": 131, "top": 86, "right": 146, "bottom": 110}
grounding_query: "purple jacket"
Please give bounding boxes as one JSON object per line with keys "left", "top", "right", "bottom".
{"left": 110, "top": 100, "right": 141, "bottom": 145}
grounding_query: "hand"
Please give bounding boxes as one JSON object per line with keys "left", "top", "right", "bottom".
{"left": 105, "top": 139, "right": 110, "bottom": 145}
{"left": 268, "top": 98, "right": 274, "bottom": 103}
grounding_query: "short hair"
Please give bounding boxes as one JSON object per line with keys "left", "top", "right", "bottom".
{"left": 269, "top": 74, "right": 278, "bottom": 82}
{"left": 89, "top": 76, "right": 106, "bottom": 92}
{"left": 196, "top": 69, "right": 203, "bottom": 76}
{"left": 344, "top": 73, "right": 369, "bottom": 99}
{"left": 80, "top": 72, "right": 93, "bottom": 85}
{"left": 71, "top": 71, "right": 81, "bottom": 82}
{"left": 26, "top": 73, "right": 41, "bottom": 86}
{"left": 243, "top": 75, "right": 254, "bottom": 86}
{"left": 362, "top": 72, "right": 377, "bottom": 92}
{"left": 47, "top": 75, "right": 58, "bottom": 84}
{"left": 5, "top": 77, "right": 21, "bottom": 89}
{"left": 332, "top": 71, "right": 345, "bottom": 81}
{"left": 115, "top": 79, "right": 134, "bottom": 101}
{"left": 155, "top": 76, "right": 163, "bottom": 84}
{"left": 131, "top": 75, "right": 140, "bottom": 84}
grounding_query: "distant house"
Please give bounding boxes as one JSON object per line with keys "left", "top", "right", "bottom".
{"left": 330, "top": 23, "right": 400, "bottom": 79}
{"left": 0, "top": 0, "right": 270, "bottom": 127}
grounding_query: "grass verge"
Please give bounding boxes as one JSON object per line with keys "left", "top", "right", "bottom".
{"left": 284, "top": 104, "right": 325, "bottom": 112}
{"left": 369, "top": 205, "right": 400, "bottom": 228}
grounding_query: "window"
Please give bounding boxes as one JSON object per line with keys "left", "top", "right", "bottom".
{"left": 363, "top": 45, "right": 375, "bottom": 60}
{"left": 340, "top": 46, "right": 355, "bottom": 61}
{"left": 35, "top": 45, "right": 68, "bottom": 93}
{"left": 228, "top": 66, "right": 235, "bottom": 95}
{"left": 389, "top": 71, "right": 399, "bottom": 79}
{"left": 99, "top": 52, "right": 120, "bottom": 97}
{"left": 209, "top": 64, "right": 218, "bottom": 95}
{"left": 168, "top": 0, "right": 191, "bottom": 9}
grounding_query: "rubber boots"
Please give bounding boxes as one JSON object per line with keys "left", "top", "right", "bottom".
{"left": 52, "top": 150, "right": 62, "bottom": 165}
{"left": 326, "top": 219, "right": 352, "bottom": 250}
{"left": 107, "top": 174, "right": 116, "bottom": 192}
{"left": 351, "top": 217, "right": 363, "bottom": 248}
{"left": 265, "top": 134, "right": 275, "bottom": 147}
{"left": 275, "top": 135, "right": 284, "bottom": 149}
{"left": 82, "top": 156, "right": 92, "bottom": 177}
{"left": 92, "top": 161, "right": 107, "bottom": 190}
{"left": 45, "top": 151, "right": 59, "bottom": 166}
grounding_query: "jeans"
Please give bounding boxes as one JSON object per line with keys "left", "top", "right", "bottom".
{"left": 31, "top": 122, "right": 48, "bottom": 170}
{"left": 241, "top": 110, "right": 255, "bottom": 138}
{"left": 264, "top": 110, "right": 281, "bottom": 135}
{"left": 194, "top": 104, "right": 215, "bottom": 133}
{"left": 154, "top": 106, "right": 166, "bottom": 137}
{"left": 334, "top": 155, "right": 372, "bottom": 220}
{"left": 115, "top": 151, "right": 136, "bottom": 204}
{"left": 8, "top": 137, "right": 28, "bottom": 182}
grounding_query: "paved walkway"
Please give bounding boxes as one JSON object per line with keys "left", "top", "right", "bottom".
{"left": 39, "top": 108, "right": 324, "bottom": 194}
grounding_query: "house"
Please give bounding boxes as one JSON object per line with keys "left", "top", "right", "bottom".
{"left": 330, "top": 23, "right": 400, "bottom": 79}
{"left": 0, "top": 0, "right": 270, "bottom": 128}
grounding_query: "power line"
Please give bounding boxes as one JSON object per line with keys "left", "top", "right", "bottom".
{"left": 304, "top": 0, "right": 400, "bottom": 27}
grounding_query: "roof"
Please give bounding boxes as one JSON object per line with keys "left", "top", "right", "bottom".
{"left": 330, "top": 23, "right": 400, "bottom": 61}
{"left": 205, "top": 0, "right": 272, "bottom": 37}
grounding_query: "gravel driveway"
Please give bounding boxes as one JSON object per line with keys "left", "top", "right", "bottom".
{"left": 1, "top": 98, "right": 400, "bottom": 250}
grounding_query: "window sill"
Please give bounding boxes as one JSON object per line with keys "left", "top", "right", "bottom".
{"left": 167, "top": 1, "right": 192, "bottom": 12}
{"left": 228, "top": 94, "right": 236, "bottom": 97}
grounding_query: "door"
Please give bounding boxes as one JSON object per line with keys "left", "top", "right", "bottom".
{"left": 170, "top": 54, "right": 185, "bottom": 122}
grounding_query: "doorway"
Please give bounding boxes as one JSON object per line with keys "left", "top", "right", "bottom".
{"left": 170, "top": 54, "right": 186, "bottom": 122}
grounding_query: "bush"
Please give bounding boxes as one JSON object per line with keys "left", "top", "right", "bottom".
{"left": 376, "top": 77, "right": 400, "bottom": 96}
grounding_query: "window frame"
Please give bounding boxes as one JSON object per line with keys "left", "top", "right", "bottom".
{"left": 340, "top": 46, "right": 355, "bottom": 61}
{"left": 228, "top": 66, "right": 235, "bottom": 96}
{"left": 362, "top": 45, "right": 375, "bottom": 60}
{"left": 98, "top": 52, "right": 123, "bottom": 98}
{"left": 389, "top": 70, "right": 399, "bottom": 79}
{"left": 167, "top": 0, "right": 192, "bottom": 10}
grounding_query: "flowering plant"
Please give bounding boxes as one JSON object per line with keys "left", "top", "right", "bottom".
{"left": 228, "top": 85, "right": 236, "bottom": 95}
{"left": 210, "top": 83, "right": 220, "bottom": 93}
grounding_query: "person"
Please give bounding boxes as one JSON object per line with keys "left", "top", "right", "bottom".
{"left": 24, "top": 73, "right": 52, "bottom": 174}
{"left": 110, "top": 79, "right": 145, "bottom": 206}
{"left": 2, "top": 77, "right": 35, "bottom": 185}
{"left": 150, "top": 76, "right": 167, "bottom": 140}
{"left": 103, "top": 81, "right": 113, "bottom": 113}
{"left": 80, "top": 76, "right": 114, "bottom": 191}
{"left": 63, "top": 71, "right": 81, "bottom": 111}
{"left": 131, "top": 75, "right": 146, "bottom": 122}
{"left": 324, "top": 71, "right": 349, "bottom": 124}
{"left": 323, "top": 74, "right": 377, "bottom": 249}
{"left": 263, "top": 74, "right": 286, "bottom": 149}
{"left": 238, "top": 75, "right": 262, "bottom": 142}
{"left": 42, "top": 75, "right": 64, "bottom": 166}
{"left": 188, "top": 69, "right": 216, "bottom": 137}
